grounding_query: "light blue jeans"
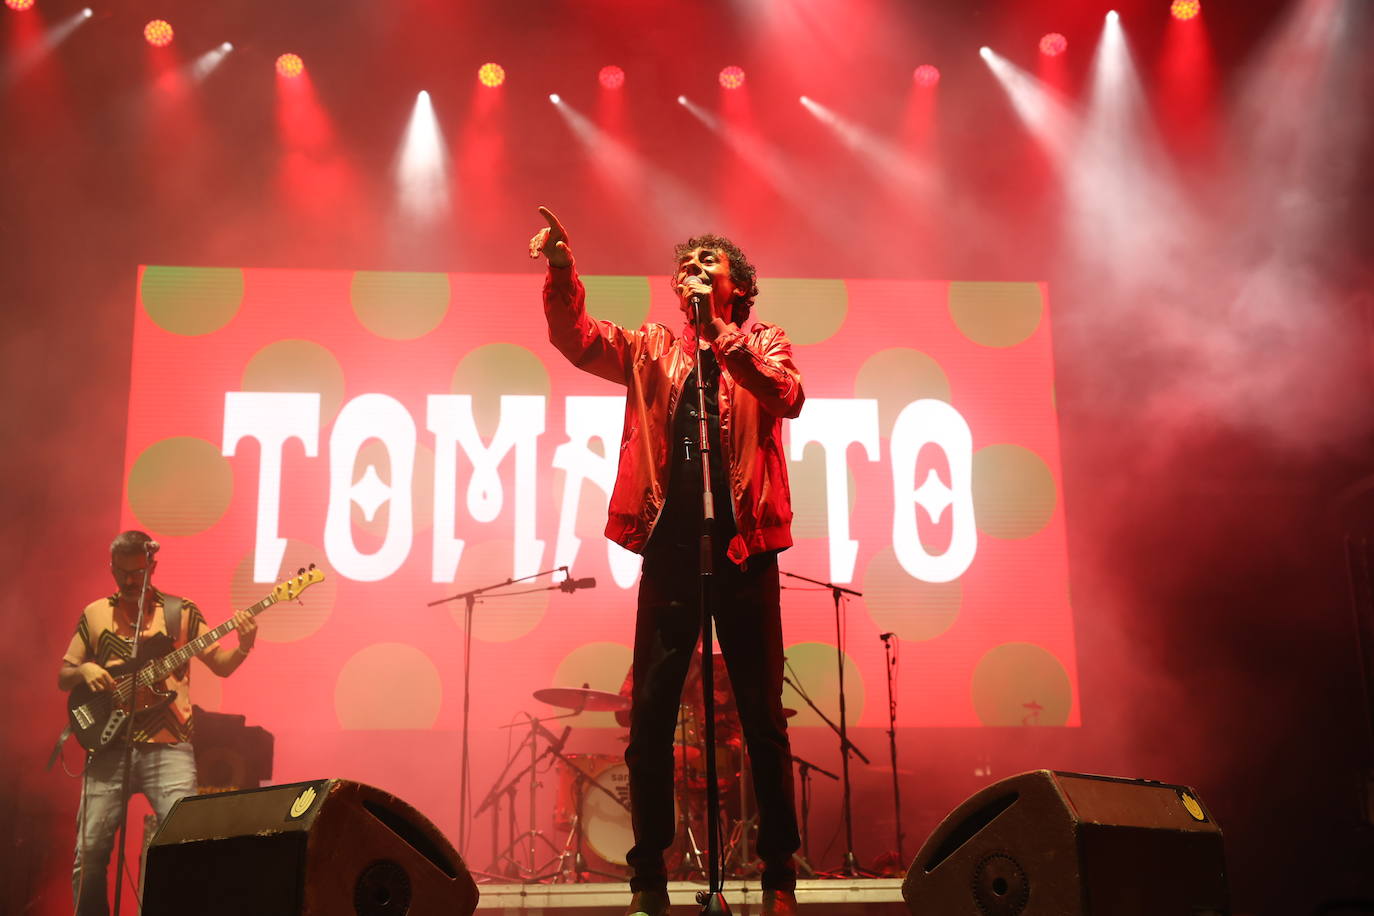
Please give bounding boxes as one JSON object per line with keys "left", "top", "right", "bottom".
{"left": 72, "top": 742, "right": 197, "bottom": 916}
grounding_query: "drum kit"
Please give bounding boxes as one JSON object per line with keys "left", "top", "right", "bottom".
{"left": 483, "top": 660, "right": 791, "bottom": 883}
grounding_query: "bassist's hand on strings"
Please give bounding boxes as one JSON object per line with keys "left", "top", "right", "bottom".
{"left": 76, "top": 662, "right": 115, "bottom": 692}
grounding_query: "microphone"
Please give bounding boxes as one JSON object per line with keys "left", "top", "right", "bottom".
{"left": 559, "top": 577, "right": 597, "bottom": 593}
{"left": 553, "top": 724, "right": 573, "bottom": 750}
{"left": 145, "top": 540, "right": 161, "bottom": 554}
{"left": 878, "top": 632, "right": 895, "bottom": 640}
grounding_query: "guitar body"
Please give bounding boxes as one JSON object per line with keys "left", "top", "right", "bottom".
{"left": 63, "top": 566, "right": 324, "bottom": 754}
{"left": 67, "top": 633, "right": 179, "bottom": 752}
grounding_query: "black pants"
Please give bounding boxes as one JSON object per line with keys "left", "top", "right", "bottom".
{"left": 624, "top": 542, "right": 800, "bottom": 892}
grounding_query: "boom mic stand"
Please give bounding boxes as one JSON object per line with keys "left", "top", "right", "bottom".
{"left": 688, "top": 293, "right": 730, "bottom": 916}
{"left": 110, "top": 541, "right": 156, "bottom": 916}
{"left": 780, "top": 625, "right": 871, "bottom": 877}
{"left": 428, "top": 565, "right": 582, "bottom": 853}
{"left": 790, "top": 754, "right": 838, "bottom": 875}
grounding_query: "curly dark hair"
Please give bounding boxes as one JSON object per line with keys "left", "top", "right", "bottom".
{"left": 673, "top": 234, "right": 760, "bottom": 326}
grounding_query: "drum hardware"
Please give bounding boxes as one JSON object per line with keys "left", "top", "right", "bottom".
{"left": 475, "top": 711, "right": 574, "bottom": 881}
{"left": 791, "top": 753, "right": 837, "bottom": 877}
{"left": 533, "top": 685, "right": 630, "bottom": 713}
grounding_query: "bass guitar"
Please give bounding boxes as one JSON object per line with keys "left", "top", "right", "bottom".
{"left": 67, "top": 565, "right": 324, "bottom": 752}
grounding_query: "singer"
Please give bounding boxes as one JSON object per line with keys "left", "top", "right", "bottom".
{"left": 57, "top": 530, "right": 257, "bottom": 916}
{"left": 529, "top": 207, "right": 803, "bottom": 916}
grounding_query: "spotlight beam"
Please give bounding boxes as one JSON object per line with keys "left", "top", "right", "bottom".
{"left": 395, "top": 89, "right": 451, "bottom": 222}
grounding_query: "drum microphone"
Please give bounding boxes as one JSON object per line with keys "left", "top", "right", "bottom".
{"left": 145, "top": 540, "right": 161, "bottom": 554}
{"left": 559, "top": 576, "right": 597, "bottom": 592}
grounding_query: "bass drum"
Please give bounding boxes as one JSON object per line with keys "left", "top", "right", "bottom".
{"left": 581, "top": 761, "right": 634, "bottom": 866}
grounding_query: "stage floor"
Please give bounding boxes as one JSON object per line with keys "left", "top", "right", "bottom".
{"left": 475, "top": 878, "right": 906, "bottom": 915}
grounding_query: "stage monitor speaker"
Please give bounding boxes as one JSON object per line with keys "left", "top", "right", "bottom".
{"left": 143, "top": 778, "right": 478, "bottom": 916}
{"left": 902, "top": 770, "right": 1228, "bottom": 916}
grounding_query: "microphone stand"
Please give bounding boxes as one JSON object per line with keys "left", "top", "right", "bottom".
{"left": 779, "top": 577, "right": 872, "bottom": 879}
{"left": 689, "top": 293, "right": 729, "bottom": 916}
{"left": 428, "top": 565, "right": 577, "bottom": 853}
{"left": 879, "top": 632, "right": 906, "bottom": 869}
{"left": 111, "top": 543, "right": 156, "bottom": 916}
{"left": 790, "top": 754, "right": 838, "bottom": 874}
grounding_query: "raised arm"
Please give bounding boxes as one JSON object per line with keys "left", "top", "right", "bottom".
{"left": 529, "top": 206, "right": 643, "bottom": 386}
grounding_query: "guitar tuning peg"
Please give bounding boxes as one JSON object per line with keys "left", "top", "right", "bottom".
{"left": 298, "top": 567, "right": 305, "bottom": 576}
{"left": 309, "top": 562, "right": 316, "bottom": 570}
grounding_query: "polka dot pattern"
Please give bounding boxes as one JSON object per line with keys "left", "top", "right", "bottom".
{"left": 450, "top": 343, "right": 551, "bottom": 439}
{"left": 127, "top": 436, "right": 233, "bottom": 536}
{"left": 335, "top": 643, "right": 443, "bottom": 729}
{"left": 754, "top": 278, "right": 848, "bottom": 345}
{"left": 240, "top": 339, "right": 347, "bottom": 427}
{"left": 972, "top": 444, "right": 1057, "bottom": 539}
{"left": 229, "top": 541, "right": 337, "bottom": 643}
{"left": 141, "top": 266, "right": 244, "bottom": 336}
{"left": 549, "top": 642, "right": 634, "bottom": 728}
{"left": 970, "top": 642, "right": 1072, "bottom": 726}
{"left": 780, "top": 641, "right": 865, "bottom": 728}
{"left": 948, "top": 282, "right": 1043, "bottom": 348}
{"left": 861, "top": 547, "right": 963, "bottom": 641}
{"left": 350, "top": 271, "right": 451, "bottom": 340}
{"left": 854, "top": 348, "right": 952, "bottom": 437}
{"left": 583, "top": 275, "right": 652, "bottom": 329}
{"left": 447, "top": 540, "right": 549, "bottom": 642}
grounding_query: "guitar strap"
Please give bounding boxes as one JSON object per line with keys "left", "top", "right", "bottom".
{"left": 47, "top": 593, "right": 186, "bottom": 769}
{"left": 160, "top": 591, "right": 184, "bottom": 646}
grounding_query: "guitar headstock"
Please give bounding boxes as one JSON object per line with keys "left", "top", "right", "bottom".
{"left": 274, "top": 563, "right": 325, "bottom": 602}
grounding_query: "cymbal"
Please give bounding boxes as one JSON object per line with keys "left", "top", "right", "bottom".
{"left": 534, "top": 686, "right": 630, "bottom": 712}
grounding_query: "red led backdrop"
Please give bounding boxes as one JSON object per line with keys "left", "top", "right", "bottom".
{"left": 120, "top": 264, "right": 1076, "bottom": 839}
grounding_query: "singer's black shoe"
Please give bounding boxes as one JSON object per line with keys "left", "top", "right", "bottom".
{"left": 761, "top": 889, "right": 798, "bottom": 916}
{"left": 625, "top": 889, "right": 671, "bottom": 916}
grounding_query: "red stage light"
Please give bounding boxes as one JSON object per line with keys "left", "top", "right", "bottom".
{"left": 912, "top": 64, "right": 940, "bottom": 88}
{"left": 599, "top": 65, "right": 625, "bottom": 90}
{"left": 718, "top": 65, "right": 745, "bottom": 90}
{"left": 276, "top": 53, "right": 304, "bottom": 79}
{"left": 5, "top": 0, "right": 37, "bottom": 11}
{"left": 478, "top": 62, "right": 505, "bottom": 88}
{"left": 143, "top": 19, "right": 174, "bottom": 47}
{"left": 1170, "top": 0, "right": 1201, "bottom": 20}
{"left": 1039, "top": 32, "right": 1068, "bottom": 57}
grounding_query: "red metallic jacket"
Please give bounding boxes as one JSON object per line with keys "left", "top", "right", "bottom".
{"left": 543, "top": 264, "right": 805, "bottom": 565}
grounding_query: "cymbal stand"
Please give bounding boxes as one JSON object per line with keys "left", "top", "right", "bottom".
{"left": 791, "top": 754, "right": 837, "bottom": 875}
{"left": 474, "top": 712, "right": 566, "bottom": 879}
{"left": 428, "top": 565, "right": 572, "bottom": 852}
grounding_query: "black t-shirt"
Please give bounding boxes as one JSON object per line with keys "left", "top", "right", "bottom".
{"left": 649, "top": 345, "right": 737, "bottom": 552}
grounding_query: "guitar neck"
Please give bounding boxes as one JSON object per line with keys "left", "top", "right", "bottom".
{"left": 135, "top": 594, "right": 276, "bottom": 688}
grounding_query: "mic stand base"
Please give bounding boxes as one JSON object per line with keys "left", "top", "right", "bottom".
{"left": 696, "top": 890, "right": 733, "bottom": 916}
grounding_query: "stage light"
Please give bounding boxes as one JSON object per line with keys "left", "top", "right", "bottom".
{"left": 1170, "top": 0, "right": 1200, "bottom": 20}
{"left": 913, "top": 64, "right": 940, "bottom": 88}
{"left": 143, "top": 19, "right": 173, "bottom": 47}
{"left": 1107, "top": 10, "right": 1120, "bottom": 22}
{"left": 5, "top": 0, "right": 37, "bottom": 11}
{"left": 549, "top": 93, "right": 560, "bottom": 104}
{"left": 1040, "top": 33, "right": 1068, "bottom": 57}
{"left": 718, "top": 65, "right": 745, "bottom": 90}
{"left": 599, "top": 65, "right": 624, "bottom": 90}
{"left": 478, "top": 62, "right": 505, "bottom": 88}
{"left": 979, "top": 46, "right": 992, "bottom": 60}
{"left": 220, "top": 41, "right": 232, "bottom": 51}
{"left": 677, "top": 95, "right": 687, "bottom": 105}
{"left": 799, "top": 95, "right": 810, "bottom": 105}
{"left": 276, "top": 53, "right": 303, "bottom": 78}
{"left": 83, "top": 7, "right": 91, "bottom": 15}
